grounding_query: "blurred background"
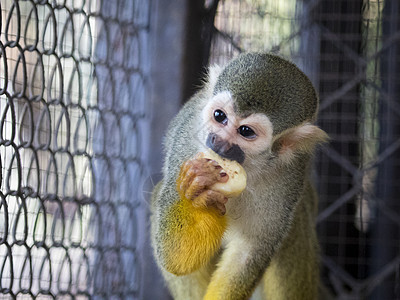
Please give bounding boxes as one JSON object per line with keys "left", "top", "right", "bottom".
{"left": 0, "top": 0, "right": 399, "bottom": 299}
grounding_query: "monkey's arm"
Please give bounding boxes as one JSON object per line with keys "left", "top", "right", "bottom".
{"left": 151, "top": 159, "right": 228, "bottom": 276}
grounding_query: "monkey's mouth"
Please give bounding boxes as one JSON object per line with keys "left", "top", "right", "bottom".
{"left": 206, "top": 133, "right": 245, "bottom": 164}
{"left": 212, "top": 144, "right": 245, "bottom": 164}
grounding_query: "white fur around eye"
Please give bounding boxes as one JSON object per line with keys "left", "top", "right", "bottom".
{"left": 197, "top": 92, "right": 235, "bottom": 148}
{"left": 237, "top": 114, "right": 274, "bottom": 155}
{"left": 201, "top": 92, "right": 235, "bottom": 126}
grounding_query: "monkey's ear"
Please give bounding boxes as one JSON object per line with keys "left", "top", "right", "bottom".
{"left": 272, "top": 123, "right": 329, "bottom": 163}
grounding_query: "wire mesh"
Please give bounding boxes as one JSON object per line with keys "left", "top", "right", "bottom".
{"left": 0, "top": 0, "right": 150, "bottom": 299}
{"left": 210, "top": 0, "right": 400, "bottom": 299}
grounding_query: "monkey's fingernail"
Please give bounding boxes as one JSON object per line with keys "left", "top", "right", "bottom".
{"left": 219, "top": 206, "right": 226, "bottom": 215}
{"left": 209, "top": 160, "right": 219, "bottom": 166}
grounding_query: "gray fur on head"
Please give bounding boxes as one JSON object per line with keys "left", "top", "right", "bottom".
{"left": 213, "top": 53, "right": 318, "bottom": 135}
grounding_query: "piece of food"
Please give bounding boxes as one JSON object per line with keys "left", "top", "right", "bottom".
{"left": 199, "top": 149, "right": 247, "bottom": 197}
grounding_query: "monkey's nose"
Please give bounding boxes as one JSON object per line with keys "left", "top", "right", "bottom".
{"left": 206, "top": 133, "right": 245, "bottom": 164}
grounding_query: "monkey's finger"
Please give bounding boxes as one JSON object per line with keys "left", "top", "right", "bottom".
{"left": 179, "top": 159, "right": 205, "bottom": 185}
{"left": 214, "top": 201, "right": 226, "bottom": 216}
{"left": 193, "top": 190, "right": 227, "bottom": 215}
{"left": 206, "top": 192, "right": 227, "bottom": 216}
{"left": 192, "top": 157, "right": 223, "bottom": 174}
{"left": 185, "top": 176, "right": 212, "bottom": 199}
{"left": 218, "top": 171, "right": 229, "bottom": 183}
{"left": 203, "top": 190, "right": 227, "bottom": 205}
{"left": 185, "top": 170, "right": 229, "bottom": 200}
{"left": 192, "top": 192, "right": 208, "bottom": 209}
{"left": 219, "top": 195, "right": 229, "bottom": 204}
{"left": 179, "top": 159, "right": 196, "bottom": 179}
{"left": 179, "top": 168, "right": 209, "bottom": 197}
{"left": 192, "top": 165, "right": 229, "bottom": 192}
{"left": 179, "top": 172, "right": 195, "bottom": 196}
{"left": 191, "top": 189, "right": 217, "bottom": 208}
{"left": 192, "top": 160, "right": 227, "bottom": 183}
{"left": 202, "top": 159, "right": 229, "bottom": 183}
{"left": 178, "top": 159, "right": 200, "bottom": 194}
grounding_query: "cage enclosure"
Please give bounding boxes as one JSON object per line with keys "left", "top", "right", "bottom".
{"left": 1, "top": 0, "right": 399, "bottom": 299}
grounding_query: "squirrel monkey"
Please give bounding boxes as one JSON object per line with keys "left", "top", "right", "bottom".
{"left": 151, "top": 53, "right": 328, "bottom": 300}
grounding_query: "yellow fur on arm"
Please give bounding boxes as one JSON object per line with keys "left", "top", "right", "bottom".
{"left": 161, "top": 190, "right": 227, "bottom": 276}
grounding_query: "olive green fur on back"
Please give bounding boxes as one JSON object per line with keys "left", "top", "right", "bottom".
{"left": 213, "top": 53, "right": 318, "bottom": 135}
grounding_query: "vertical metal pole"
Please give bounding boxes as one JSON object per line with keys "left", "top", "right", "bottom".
{"left": 373, "top": 0, "right": 400, "bottom": 298}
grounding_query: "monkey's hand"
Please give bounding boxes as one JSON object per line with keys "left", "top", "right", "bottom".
{"left": 178, "top": 156, "right": 229, "bottom": 215}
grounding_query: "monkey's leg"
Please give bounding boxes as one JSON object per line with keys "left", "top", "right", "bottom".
{"left": 262, "top": 197, "right": 319, "bottom": 300}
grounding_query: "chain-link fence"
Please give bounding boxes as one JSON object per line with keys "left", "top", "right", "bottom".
{"left": 210, "top": 0, "right": 400, "bottom": 299}
{"left": 0, "top": 0, "right": 150, "bottom": 298}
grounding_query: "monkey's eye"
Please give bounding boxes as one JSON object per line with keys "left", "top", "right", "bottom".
{"left": 238, "top": 125, "right": 256, "bottom": 139}
{"left": 214, "top": 109, "right": 228, "bottom": 125}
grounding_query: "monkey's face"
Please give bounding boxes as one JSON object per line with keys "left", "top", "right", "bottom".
{"left": 200, "top": 92, "right": 274, "bottom": 164}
